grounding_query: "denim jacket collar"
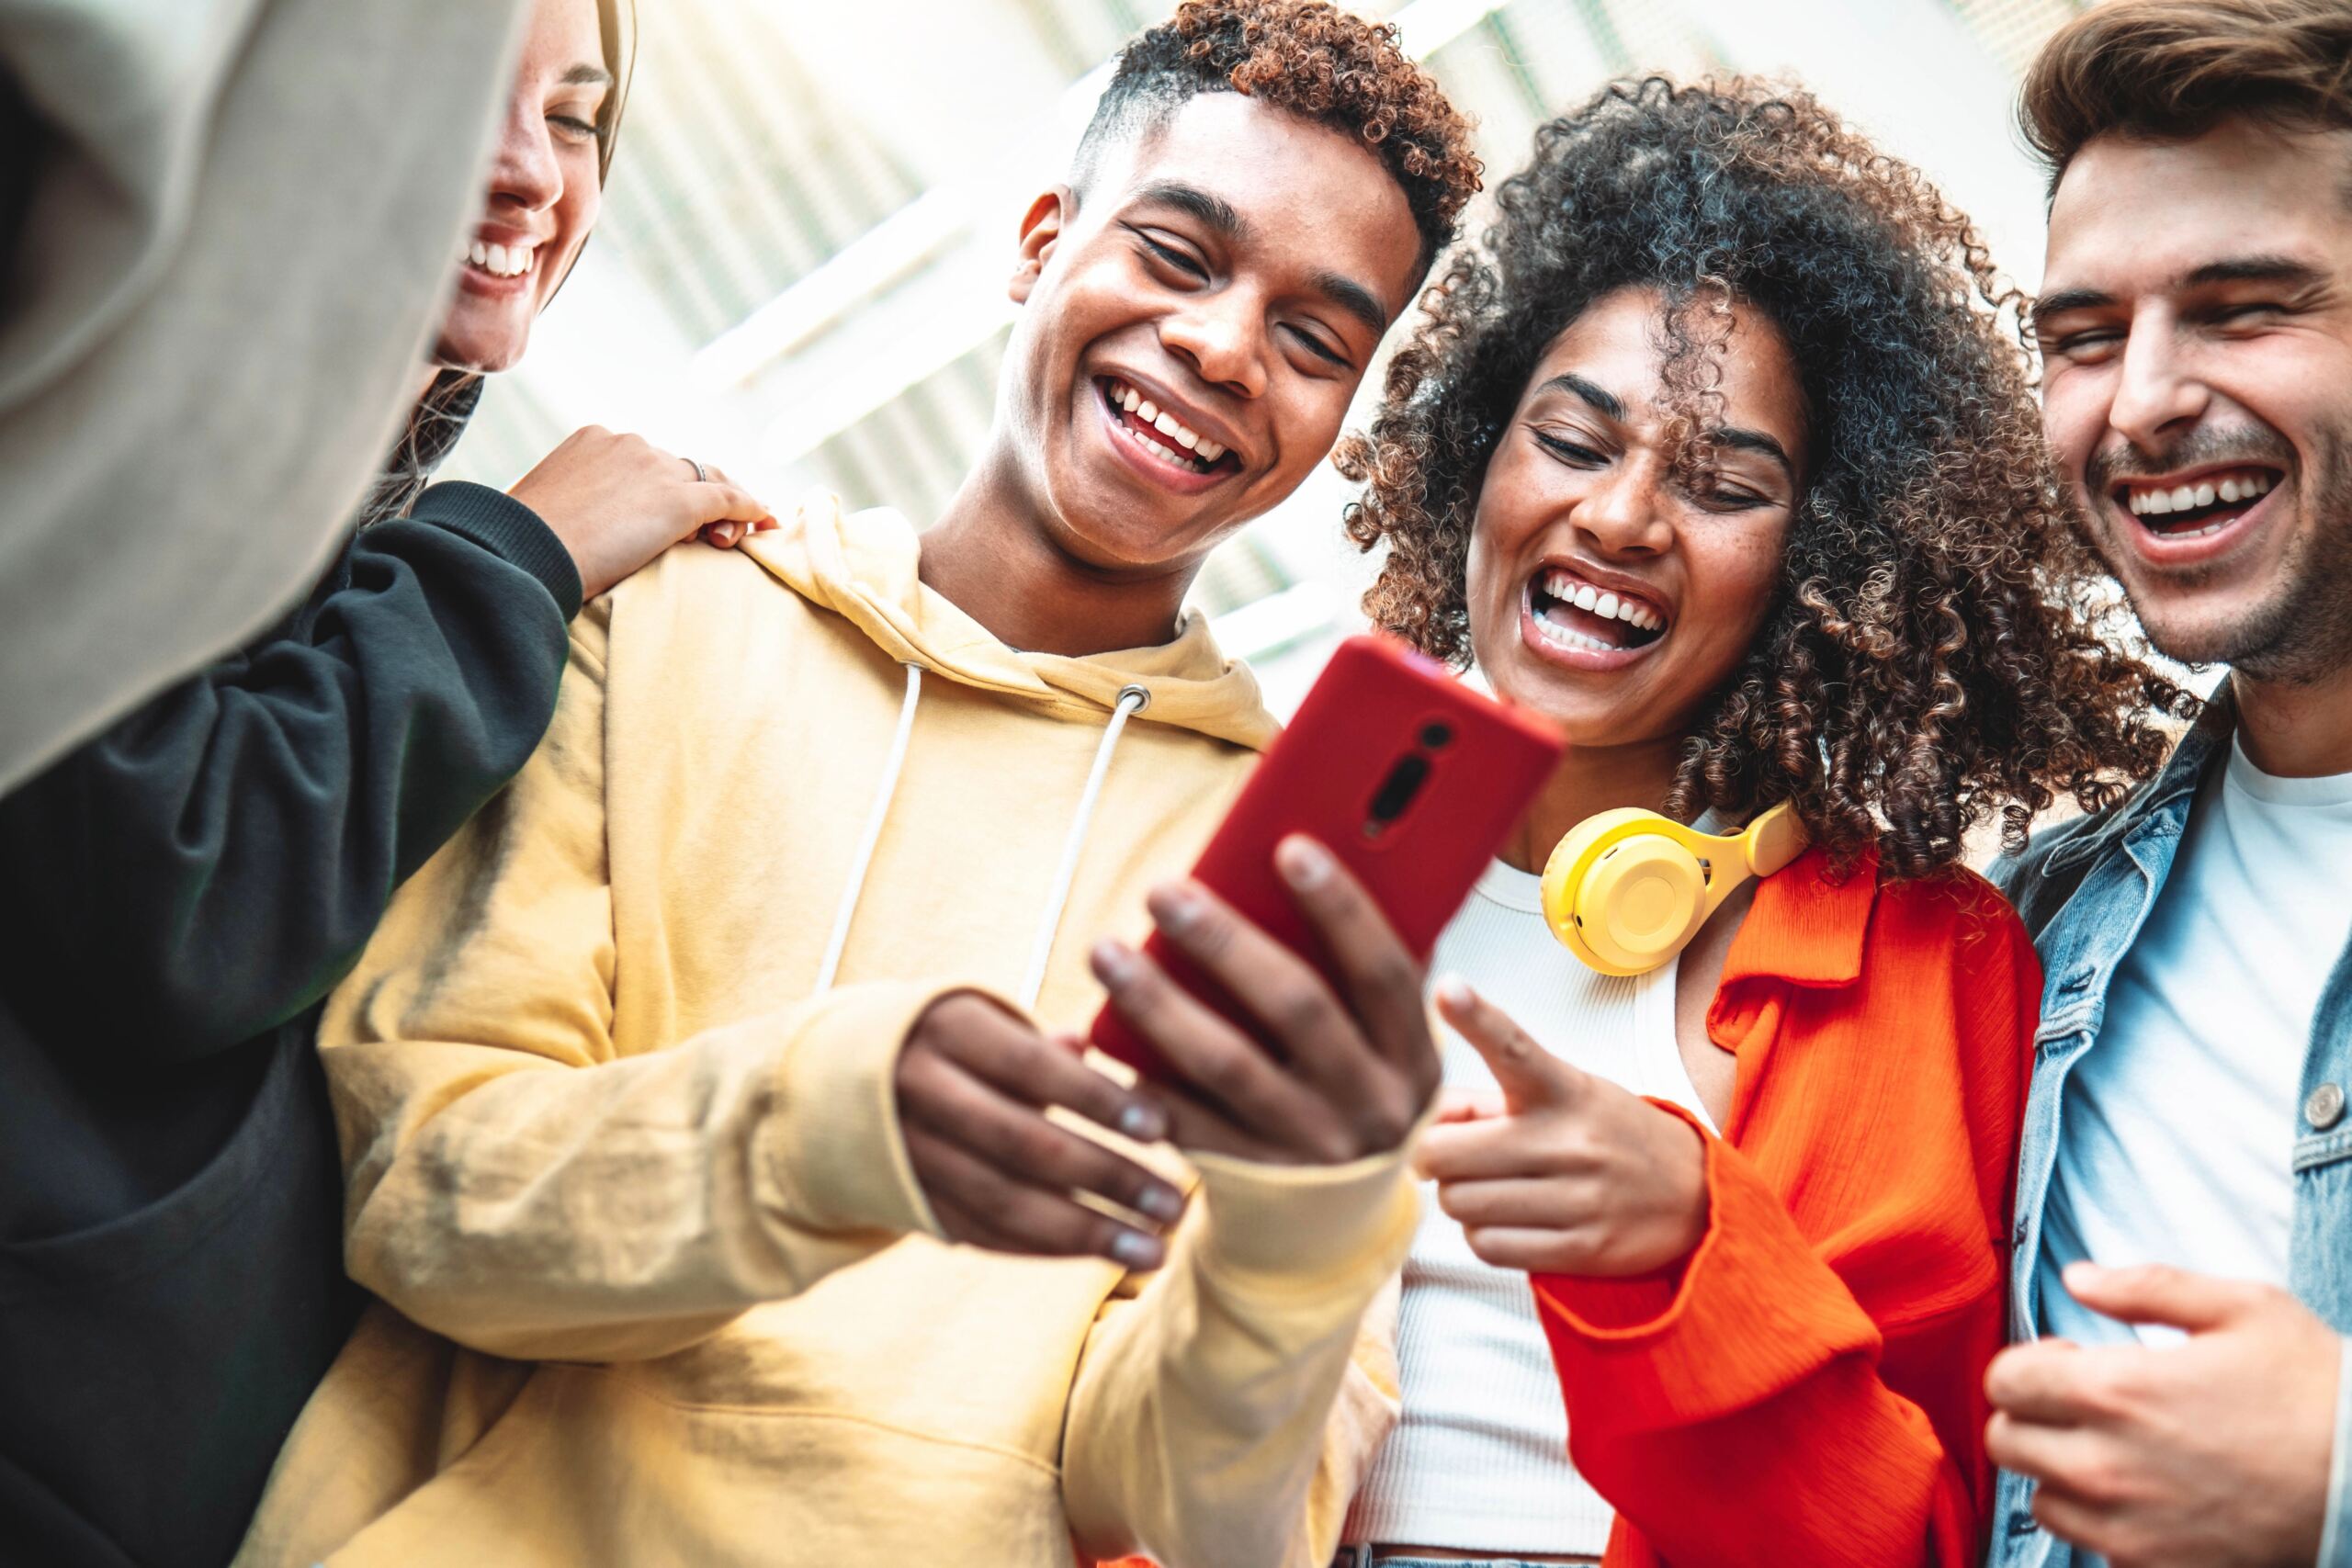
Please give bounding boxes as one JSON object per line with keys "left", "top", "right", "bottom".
{"left": 2041, "top": 680, "right": 2236, "bottom": 881}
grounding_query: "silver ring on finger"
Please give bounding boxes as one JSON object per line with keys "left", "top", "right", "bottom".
{"left": 685, "top": 456, "right": 710, "bottom": 484}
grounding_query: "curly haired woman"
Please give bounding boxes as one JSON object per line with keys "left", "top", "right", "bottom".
{"left": 1330, "top": 79, "right": 2190, "bottom": 1568}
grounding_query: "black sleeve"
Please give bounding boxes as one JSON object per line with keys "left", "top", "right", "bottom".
{"left": 0, "top": 481, "right": 584, "bottom": 1061}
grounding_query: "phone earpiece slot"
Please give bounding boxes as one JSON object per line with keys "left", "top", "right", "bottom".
{"left": 1363, "top": 752, "right": 1432, "bottom": 839}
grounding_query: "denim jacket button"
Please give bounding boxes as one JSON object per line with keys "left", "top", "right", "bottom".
{"left": 2306, "top": 1082, "right": 2346, "bottom": 1132}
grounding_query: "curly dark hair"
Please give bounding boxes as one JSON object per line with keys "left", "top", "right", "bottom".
{"left": 1077, "top": 0, "right": 1482, "bottom": 270}
{"left": 1340, "top": 77, "right": 2192, "bottom": 878}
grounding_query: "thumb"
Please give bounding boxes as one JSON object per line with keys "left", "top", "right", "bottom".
{"left": 2063, "top": 1261, "right": 2260, "bottom": 1334}
{"left": 1434, "top": 975, "right": 1575, "bottom": 1112}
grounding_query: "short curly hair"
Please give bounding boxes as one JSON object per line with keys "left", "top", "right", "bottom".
{"left": 1340, "top": 77, "right": 2191, "bottom": 878}
{"left": 1077, "top": 0, "right": 1482, "bottom": 271}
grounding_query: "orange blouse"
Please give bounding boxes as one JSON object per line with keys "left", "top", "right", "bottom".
{"left": 1532, "top": 846, "right": 2038, "bottom": 1568}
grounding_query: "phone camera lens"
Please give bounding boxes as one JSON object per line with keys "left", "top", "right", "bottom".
{"left": 1419, "top": 721, "right": 1454, "bottom": 750}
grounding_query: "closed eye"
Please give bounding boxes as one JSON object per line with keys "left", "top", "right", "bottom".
{"left": 1288, "top": 325, "right": 1349, "bottom": 369}
{"left": 1136, "top": 235, "right": 1208, "bottom": 282}
{"left": 1532, "top": 429, "right": 1607, "bottom": 467}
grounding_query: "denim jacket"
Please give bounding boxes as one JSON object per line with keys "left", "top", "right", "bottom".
{"left": 1985, "top": 682, "right": 2352, "bottom": 1568}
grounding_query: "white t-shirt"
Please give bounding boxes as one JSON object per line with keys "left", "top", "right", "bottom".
{"left": 1344, "top": 857, "right": 1720, "bottom": 1554}
{"left": 2040, "top": 739, "right": 2352, "bottom": 1350}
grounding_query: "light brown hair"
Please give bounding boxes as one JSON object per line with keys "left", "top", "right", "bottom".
{"left": 2021, "top": 0, "right": 2352, "bottom": 193}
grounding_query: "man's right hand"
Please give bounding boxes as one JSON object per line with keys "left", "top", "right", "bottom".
{"left": 894, "top": 992, "right": 1186, "bottom": 1269}
{"left": 508, "top": 425, "right": 776, "bottom": 601}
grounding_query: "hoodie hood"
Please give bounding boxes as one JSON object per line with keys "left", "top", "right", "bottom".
{"left": 743, "top": 495, "right": 1278, "bottom": 751}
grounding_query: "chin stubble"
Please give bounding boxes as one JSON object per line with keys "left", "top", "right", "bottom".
{"left": 2083, "top": 420, "right": 2352, "bottom": 683}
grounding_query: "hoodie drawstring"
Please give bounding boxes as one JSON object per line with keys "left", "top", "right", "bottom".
{"left": 814, "top": 671, "right": 1151, "bottom": 1009}
{"left": 1017, "top": 682, "right": 1149, "bottom": 1010}
{"left": 814, "top": 660, "right": 923, "bottom": 994}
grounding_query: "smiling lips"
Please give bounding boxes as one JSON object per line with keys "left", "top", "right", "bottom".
{"left": 1527, "top": 565, "right": 1668, "bottom": 656}
{"left": 1099, "top": 378, "right": 1236, "bottom": 477}
{"left": 2114, "top": 466, "right": 2279, "bottom": 540}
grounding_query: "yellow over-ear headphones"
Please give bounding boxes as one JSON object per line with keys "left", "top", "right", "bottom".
{"left": 1540, "top": 802, "right": 1806, "bottom": 976}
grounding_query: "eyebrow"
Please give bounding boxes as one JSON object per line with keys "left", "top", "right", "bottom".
{"left": 2030, "top": 287, "right": 2114, "bottom": 328}
{"left": 2033, "top": 254, "right": 2327, "bottom": 328}
{"left": 1136, "top": 180, "right": 1244, "bottom": 240}
{"left": 1135, "top": 179, "right": 1390, "bottom": 341}
{"left": 1309, "top": 269, "right": 1390, "bottom": 338}
{"left": 562, "top": 63, "right": 615, "bottom": 90}
{"left": 2183, "top": 254, "right": 2326, "bottom": 289}
{"left": 1535, "top": 372, "right": 1626, "bottom": 422}
{"left": 1710, "top": 426, "right": 1796, "bottom": 480}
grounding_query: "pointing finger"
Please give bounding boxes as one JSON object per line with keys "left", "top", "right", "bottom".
{"left": 1434, "top": 974, "right": 1577, "bottom": 1113}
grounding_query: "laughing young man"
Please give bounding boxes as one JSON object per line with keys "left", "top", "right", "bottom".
{"left": 1983, "top": 4, "right": 2352, "bottom": 1566}
{"left": 233, "top": 6, "right": 1482, "bottom": 1565}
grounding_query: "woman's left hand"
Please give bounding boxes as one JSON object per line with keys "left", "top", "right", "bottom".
{"left": 1416, "top": 976, "right": 1711, "bottom": 1277}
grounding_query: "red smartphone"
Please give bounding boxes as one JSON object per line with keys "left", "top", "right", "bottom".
{"left": 1089, "top": 634, "right": 1563, "bottom": 1082}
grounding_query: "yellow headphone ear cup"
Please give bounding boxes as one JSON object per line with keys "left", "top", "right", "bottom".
{"left": 1576, "top": 837, "right": 1711, "bottom": 976}
{"left": 1541, "top": 808, "right": 1711, "bottom": 977}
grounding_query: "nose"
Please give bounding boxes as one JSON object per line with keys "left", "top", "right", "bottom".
{"left": 2107, "top": 309, "right": 2210, "bottom": 455}
{"left": 1574, "top": 453, "right": 1674, "bottom": 558}
{"left": 486, "top": 90, "right": 564, "bottom": 216}
{"left": 1160, "top": 294, "right": 1268, "bottom": 400}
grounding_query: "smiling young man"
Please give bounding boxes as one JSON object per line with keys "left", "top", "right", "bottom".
{"left": 233, "top": 6, "right": 1482, "bottom": 1566}
{"left": 1983, "top": 5, "right": 2352, "bottom": 1567}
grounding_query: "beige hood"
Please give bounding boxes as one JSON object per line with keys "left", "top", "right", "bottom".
{"left": 743, "top": 495, "right": 1279, "bottom": 751}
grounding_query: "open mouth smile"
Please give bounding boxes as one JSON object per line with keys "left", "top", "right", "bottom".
{"left": 1095, "top": 377, "right": 1242, "bottom": 483}
{"left": 2113, "top": 465, "right": 2281, "bottom": 542}
{"left": 1522, "top": 565, "right": 1669, "bottom": 669}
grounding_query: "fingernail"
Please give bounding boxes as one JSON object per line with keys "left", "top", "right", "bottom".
{"left": 1091, "top": 939, "right": 1136, "bottom": 987}
{"left": 1118, "top": 1100, "right": 1168, "bottom": 1143}
{"left": 1136, "top": 1184, "right": 1183, "bottom": 1224}
{"left": 1110, "top": 1230, "right": 1163, "bottom": 1269}
{"left": 1277, "top": 837, "right": 1332, "bottom": 890}
{"left": 1436, "top": 973, "right": 1475, "bottom": 1009}
{"left": 1147, "top": 883, "right": 1204, "bottom": 935}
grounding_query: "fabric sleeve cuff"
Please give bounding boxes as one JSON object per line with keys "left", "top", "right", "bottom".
{"left": 1531, "top": 1104, "right": 1880, "bottom": 1425}
{"left": 1187, "top": 1129, "right": 1422, "bottom": 1295}
{"left": 411, "top": 479, "right": 583, "bottom": 619}
{"left": 755, "top": 980, "right": 952, "bottom": 1240}
{"left": 2319, "top": 1336, "right": 2352, "bottom": 1568}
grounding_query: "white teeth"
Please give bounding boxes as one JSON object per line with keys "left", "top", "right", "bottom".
{"left": 2127, "top": 469, "right": 2275, "bottom": 518}
{"left": 1535, "top": 569, "right": 1665, "bottom": 636}
{"left": 1532, "top": 616, "right": 1613, "bottom": 653}
{"left": 1104, "top": 379, "right": 1223, "bottom": 468}
{"left": 468, "top": 239, "right": 534, "bottom": 277}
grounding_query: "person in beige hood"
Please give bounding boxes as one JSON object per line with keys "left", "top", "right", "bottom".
{"left": 236, "top": 4, "right": 1484, "bottom": 1564}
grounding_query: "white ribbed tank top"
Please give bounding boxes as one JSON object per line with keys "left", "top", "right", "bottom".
{"left": 1343, "top": 853, "right": 1721, "bottom": 1554}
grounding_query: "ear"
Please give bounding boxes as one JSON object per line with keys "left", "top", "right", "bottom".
{"left": 1010, "top": 186, "right": 1073, "bottom": 306}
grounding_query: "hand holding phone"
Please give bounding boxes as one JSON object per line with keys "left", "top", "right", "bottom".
{"left": 1087, "top": 836, "right": 1436, "bottom": 1166}
{"left": 1085, "top": 636, "right": 1563, "bottom": 1166}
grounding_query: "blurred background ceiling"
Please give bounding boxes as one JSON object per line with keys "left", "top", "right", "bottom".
{"left": 444, "top": 0, "right": 2089, "bottom": 712}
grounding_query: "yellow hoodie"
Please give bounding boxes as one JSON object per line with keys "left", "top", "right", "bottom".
{"left": 236, "top": 500, "right": 1417, "bottom": 1567}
